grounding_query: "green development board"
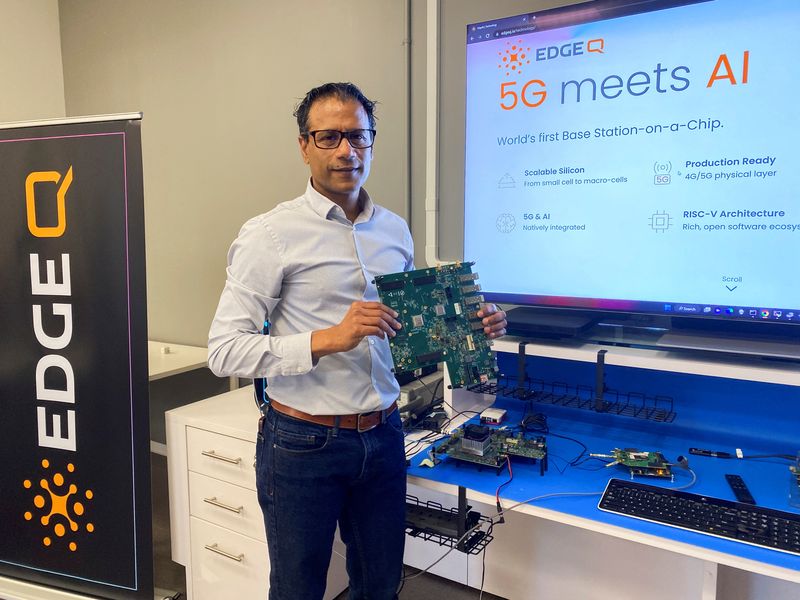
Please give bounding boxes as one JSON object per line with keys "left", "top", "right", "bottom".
{"left": 435, "top": 428, "right": 547, "bottom": 469}
{"left": 375, "top": 262, "right": 497, "bottom": 388}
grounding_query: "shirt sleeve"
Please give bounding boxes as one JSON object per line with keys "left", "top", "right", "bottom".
{"left": 403, "top": 221, "right": 415, "bottom": 272}
{"left": 207, "top": 218, "right": 314, "bottom": 379}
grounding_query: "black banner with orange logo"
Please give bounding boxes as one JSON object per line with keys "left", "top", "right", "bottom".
{"left": 0, "top": 117, "right": 152, "bottom": 598}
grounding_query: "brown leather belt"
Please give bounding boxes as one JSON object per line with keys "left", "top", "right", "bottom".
{"left": 269, "top": 399, "right": 398, "bottom": 433}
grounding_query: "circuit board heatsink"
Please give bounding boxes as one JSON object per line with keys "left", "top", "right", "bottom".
{"left": 434, "top": 425, "right": 547, "bottom": 471}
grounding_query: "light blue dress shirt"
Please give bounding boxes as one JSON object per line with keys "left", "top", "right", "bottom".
{"left": 208, "top": 180, "right": 414, "bottom": 415}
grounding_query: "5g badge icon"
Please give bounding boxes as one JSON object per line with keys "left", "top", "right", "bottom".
{"left": 654, "top": 161, "right": 671, "bottom": 185}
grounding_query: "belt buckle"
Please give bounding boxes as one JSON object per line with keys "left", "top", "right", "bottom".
{"left": 356, "top": 411, "right": 379, "bottom": 433}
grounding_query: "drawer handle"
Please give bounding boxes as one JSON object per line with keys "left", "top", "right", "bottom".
{"left": 203, "top": 496, "right": 243, "bottom": 514}
{"left": 204, "top": 543, "right": 244, "bottom": 562}
{"left": 201, "top": 450, "right": 242, "bottom": 465}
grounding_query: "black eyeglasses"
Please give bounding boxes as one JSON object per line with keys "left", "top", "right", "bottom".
{"left": 303, "top": 129, "right": 376, "bottom": 149}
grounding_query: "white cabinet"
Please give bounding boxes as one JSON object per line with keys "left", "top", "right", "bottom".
{"left": 189, "top": 518, "right": 269, "bottom": 600}
{"left": 167, "top": 388, "right": 348, "bottom": 599}
{"left": 187, "top": 427, "right": 258, "bottom": 491}
{"left": 189, "top": 472, "right": 264, "bottom": 542}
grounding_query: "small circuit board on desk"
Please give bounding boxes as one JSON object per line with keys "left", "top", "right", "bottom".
{"left": 375, "top": 262, "right": 497, "bottom": 388}
{"left": 434, "top": 424, "right": 547, "bottom": 474}
{"left": 592, "top": 448, "right": 673, "bottom": 479}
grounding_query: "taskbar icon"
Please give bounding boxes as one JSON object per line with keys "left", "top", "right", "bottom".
{"left": 695, "top": 306, "right": 798, "bottom": 322}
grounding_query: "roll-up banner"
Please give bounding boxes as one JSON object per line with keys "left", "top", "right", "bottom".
{"left": 0, "top": 115, "right": 152, "bottom": 599}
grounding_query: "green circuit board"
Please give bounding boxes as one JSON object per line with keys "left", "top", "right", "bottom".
{"left": 434, "top": 427, "right": 547, "bottom": 469}
{"left": 375, "top": 262, "right": 497, "bottom": 388}
{"left": 612, "top": 448, "right": 672, "bottom": 478}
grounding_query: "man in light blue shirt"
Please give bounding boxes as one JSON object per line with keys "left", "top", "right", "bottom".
{"left": 209, "top": 82, "right": 507, "bottom": 600}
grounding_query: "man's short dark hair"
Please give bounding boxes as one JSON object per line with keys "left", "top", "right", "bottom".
{"left": 294, "top": 82, "right": 377, "bottom": 134}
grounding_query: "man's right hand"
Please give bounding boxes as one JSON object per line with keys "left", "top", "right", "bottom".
{"left": 311, "top": 301, "right": 402, "bottom": 360}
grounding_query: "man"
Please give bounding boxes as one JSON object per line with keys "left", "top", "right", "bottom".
{"left": 208, "top": 82, "right": 507, "bottom": 600}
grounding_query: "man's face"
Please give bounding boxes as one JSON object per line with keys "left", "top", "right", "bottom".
{"left": 299, "top": 97, "right": 373, "bottom": 206}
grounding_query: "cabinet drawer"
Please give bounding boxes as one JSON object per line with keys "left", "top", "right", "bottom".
{"left": 187, "top": 426, "right": 257, "bottom": 490}
{"left": 189, "top": 471, "right": 265, "bottom": 543}
{"left": 190, "top": 516, "right": 268, "bottom": 600}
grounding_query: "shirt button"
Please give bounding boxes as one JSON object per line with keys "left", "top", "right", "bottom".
{"left": 369, "top": 339, "right": 375, "bottom": 345}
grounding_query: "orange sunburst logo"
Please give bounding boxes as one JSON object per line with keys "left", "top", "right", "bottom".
{"left": 23, "top": 459, "right": 94, "bottom": 552}
{"left": 498, "top": 40, "right": 531, "bottom": 77}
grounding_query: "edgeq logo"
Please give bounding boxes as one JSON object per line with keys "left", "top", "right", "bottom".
{"left": 497, "top": 40, "right": 531, "bottom": 77}
{"left": 497, "top": 38, "right": 606, "bottom": 80}
{"left": 24, "top": 164, "right": 87, "bottom": 552}
{"left": 23, "top": 459, "right": 94, "bottom": 552}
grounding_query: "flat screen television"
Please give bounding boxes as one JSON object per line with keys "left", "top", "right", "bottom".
{"left": 463, "top": 0, "right": 799, "bottom": 345}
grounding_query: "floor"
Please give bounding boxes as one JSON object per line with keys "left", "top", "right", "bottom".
{"left": 151, "top": 453, "right": 188, "bottom": 597}
{"left": 333, "top": 569, "right": 506, "bottom": 600}
{"left": 150, "top": 452, "right": 504, "bottom": 599}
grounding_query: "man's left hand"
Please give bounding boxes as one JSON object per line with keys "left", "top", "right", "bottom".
{"left": 477, "top": 304, "right": 507, "bottom": 339}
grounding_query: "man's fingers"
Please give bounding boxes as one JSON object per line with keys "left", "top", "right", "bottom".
{"left": 481, "top": 307, "right": 507, "bottom": 339}
{"left": 353, "top": 307, "right": 401, "bottom": 330}
{"left": 354, "top": 316, "right": 396, "bottom": 338}
{"left": 487, "top": 328, "right": 507, "bottom": 339}
{"left": 482, "top": 311, "right": 507, "bottom": 326}
{"left": 477, "top": 303, "right": 497, "bottom": 318}
{"left": 354, "top": 324, "right": 386, "bottom": 339}
{"left": 375, "top": 317, "right": 396, "bottom": 337}
{"left": 353, "top": 301, "right": 399, "bottom": 317}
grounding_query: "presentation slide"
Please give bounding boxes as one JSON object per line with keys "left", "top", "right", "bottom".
{"left": 464, "top": 0, "right": 799, "bottom": 319}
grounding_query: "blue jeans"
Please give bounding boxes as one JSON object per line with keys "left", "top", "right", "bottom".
{"left": 256, "top": 406, "right": 407, "bottom": 600}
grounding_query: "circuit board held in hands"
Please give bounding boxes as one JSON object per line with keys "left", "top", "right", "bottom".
{"left": 375, "top": 262, "right": 497, "bottom": 388}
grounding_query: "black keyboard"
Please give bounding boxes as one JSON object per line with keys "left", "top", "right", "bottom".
{"left": 599, "top": 478, "right": 800, "bottom": 556}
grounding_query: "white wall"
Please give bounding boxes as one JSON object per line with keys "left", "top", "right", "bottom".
{"left": 0, "top": 0, "right": 65, "bottom": 122}
{"left": 58, "top": 0, "right": 411, "bottom": 346}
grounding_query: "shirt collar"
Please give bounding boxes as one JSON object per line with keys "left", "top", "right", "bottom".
{"left": 304, "top": 179, "right": 375, "bottom": 224}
